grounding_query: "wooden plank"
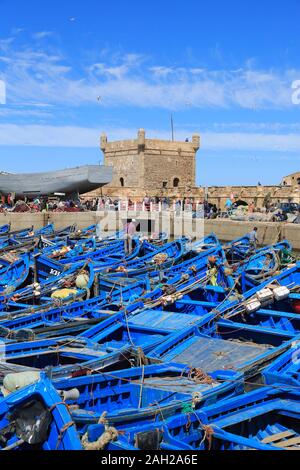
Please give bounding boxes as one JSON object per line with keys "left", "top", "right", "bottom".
{"left": 262, "top": 430, "right": 295, "bottom": 443}
{"left": 273, "top": 436, "right": 300, "bottom": 448}
{"left": 283, "top": 447, "right": 300, "bottom": 451}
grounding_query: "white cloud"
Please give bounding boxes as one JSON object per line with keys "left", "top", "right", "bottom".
{"left": 0, "top": 123, "right": 300, "bottom": 154}
{"left": 0, "top": 80, "right": 6, "bottom": 104}
{"left": 201, "top": 132, "right": 300, "bottom": 152}
{"left": 0, "top": 124, "right": 99, "bottom": 147}
{"left": 33, "top": 31, "right": 54, "bottom": 40}
{"left": 0, "top": 34, "right": 299, "bottom": 110}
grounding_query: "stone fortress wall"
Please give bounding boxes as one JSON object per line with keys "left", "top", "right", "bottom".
{"left": 100, "top": 129, "right": 199, "bottom": 194}
{"left": 87, "top": 129, "right": 300, "bottom": 209}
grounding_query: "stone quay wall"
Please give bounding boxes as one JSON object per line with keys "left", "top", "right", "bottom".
{"left": 1, "top": 211, "right": 300, "bottom": 250}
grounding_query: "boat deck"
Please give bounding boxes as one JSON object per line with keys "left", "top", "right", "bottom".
{"left": 129, "top": 310, "right": 205, "bottom": 331}
{"left": 160, "top": 336, "right": 271, "bottom": 370}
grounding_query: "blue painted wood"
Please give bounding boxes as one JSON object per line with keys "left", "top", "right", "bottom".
{"left": 53, "top": 363, "right": 243, "bottom": 428}
{"left": 0, "top": 373, "right": 82, "bottom": 450}
{"left": 105, "top": 386, "right": 300, "bottom": 450}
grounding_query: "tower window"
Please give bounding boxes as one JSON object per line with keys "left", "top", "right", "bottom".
{"left": 120, "top": 177, "right": 124, "bottom": 187}
{"left": 162, "top": 181, "right": 167, "bottom": 188}
{"left": 173, "top": 177, "right": 179, "bottom": 188}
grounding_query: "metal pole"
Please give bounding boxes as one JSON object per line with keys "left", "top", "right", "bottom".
{"left": 171, "top": 113, "right": 174, "bottom": 141}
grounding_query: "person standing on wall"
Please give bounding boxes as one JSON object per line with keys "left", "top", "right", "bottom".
{"left": 124, "top": 219, "right": 136, "bottom": 254}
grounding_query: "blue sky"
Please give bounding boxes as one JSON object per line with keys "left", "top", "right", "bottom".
{"left": 0, "top": 0, "right": 300, "bottom": 185}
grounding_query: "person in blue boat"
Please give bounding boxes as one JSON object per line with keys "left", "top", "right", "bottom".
{"left": 249, "top": 227, "right": 258, "bottom": 250}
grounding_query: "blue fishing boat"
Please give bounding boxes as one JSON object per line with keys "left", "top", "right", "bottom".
{"left": 78, "top": 311, "right": 174, "bottom": 353}
{"left": 234, "top": 240, "right": 293, "bottom": 291}
{"left": 0, "top": 336, "right": 111, "bottom": 370}
{"left": 262, "top": 340, "right": 300, "bottom": 388}
{"left": 0, "top": 259, "right": 95, "bottom": 311}
{"left": 0, "top": 373, "right": 81, "bottom": 450}
{"left": 0, "top": 237, "right": 20, "bottom": 251}
{"left": 186, "top": 233, "right": 220, "bottom": 253}
{"left": 75, "top": 224, "right": 96, "bottom": 236}
{"left": 110, "top": 386, "right": 300, "bottom": 450}
{"left": 0, "top": 221, "right": 298, "bottom": 452}
{"left": 32, "top": 309, "right": 212, "bottom": 379}
{"left": 166, "top": 244, "right": 226, "bottom": 276}
{"left": 148, "top": 231, "right": 169, "bottom": 245}
{"left": 0, "top": 274, "right": 149, "bottom": 322}
{"left": 209, "top": 261, "right": 300, "bottom": 322}
{"left": 12, "top": 224, "right": 55, "bottom": 243}
{"left": 149, "top": 320, "right": 295, "bottom": 379}
{"left": 0, "top": 254, "right": 30, "bottom": 295}
{"left": 8, "top": 227, "right": 34, "bottom": 240}
{"left": 223, "top": 234, "right": 252, "bottom": 262}
{"left": 220, "top": 303, "right": 300, "bottom": 338}
{"left": 0, "top": 224, "right": 10, "bottom": 235}
{"left": 106, "top": 239, "right": 185, "bottom": 279}
{"left": 53, "top": 363, "right": 243, "bottom": 428}
{"left": 41, "top": 237, "right": 141, "bottom": 269}
{"left": 52, "top": 224, "right": 76, "bottom": 237}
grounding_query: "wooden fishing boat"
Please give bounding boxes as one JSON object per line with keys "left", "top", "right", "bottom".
{"left": 111, "top": 387, "right": 300, "bottom": 450}
{"left": 210, "top": 261, "right": 300, "bottom": 322}
{"left": 0, "top": 274, "right": 149, "bottom": 322}
{"left": 60, "top": 239, "right": 139, "bottom": 265}
{"left": 263, "top": 341, "right": 300, "bottom": 388}
{"left": 223, "top": 234, "right": 252, "bottom": 262}
{"left": 0, "top": 336, "right": 114, "bottom": 370}
{"left": 186, "top": 233, "right": 220, "bottom": 253}
{"left": 12, "top": 224, "right": 55, "bottom": 243}
{"left": 34, "top": 309, "right": 213, "bottom": 380}
{"left": 102, "top": 239, "right": 186, "bottom": 279}
{"left": 0, "top": 225, "right": 298, "bottom": 452}
{"left": 220, "top": 304, "right": 300, "bottom": 338}
{"left": 148, "top": 231, "right": 169, "bottom": 245}
{"left": 0, "top": 373, "right": 81, "bottom": 450}
{"left": 0, "top": 224, "right": 10, "bottom": 235}
{"left": 53, "top": 363, "right": 243, "bottom": 429}
{"left": 235, "top": 240, "right": 293, "bottom": 291}
{"left": 78, "top": 311, "right": 174, "bottom": 353}
{"left": 149, "top": 321, "right": 295, "bottom": 379}
{"left": 0, "top": 237, "right": 21, "bottom": 252}
{"left": 0, "top": 254, "right": 30, "bottom": 295}
{"left": 0, "top": 259, "right": 95, "bottom": 311}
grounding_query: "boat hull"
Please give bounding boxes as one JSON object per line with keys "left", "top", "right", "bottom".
{"left": 0, "top": 165, "right": 113, "bottom": 197}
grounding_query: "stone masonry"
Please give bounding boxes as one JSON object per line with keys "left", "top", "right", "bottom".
{"left": 85, "top": 129, "right": 300, "bottom": 209}
{"left": 99, "top": 129, "right": 200, "bottom": 197}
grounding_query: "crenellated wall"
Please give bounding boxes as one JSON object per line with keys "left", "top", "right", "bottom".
{"left": 100, "top": 129, "right": 200, "bottom": 195}
{"left": 85, "top": 130, "right": 300, "bottom": 209}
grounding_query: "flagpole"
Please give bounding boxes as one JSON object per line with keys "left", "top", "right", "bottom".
{"left": 170, "top": 113, "right": 174, "bottom": 141}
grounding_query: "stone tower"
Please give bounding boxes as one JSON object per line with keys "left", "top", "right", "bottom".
{"left": 100, "top": 129, "right": 200, "bottom": 197}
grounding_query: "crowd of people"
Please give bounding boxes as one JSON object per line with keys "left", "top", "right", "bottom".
{"left": 0, "top": 193, "right": 98, "bottom": 213}
{"left": 0, "top": 193, "right": 299, "bottom": 223}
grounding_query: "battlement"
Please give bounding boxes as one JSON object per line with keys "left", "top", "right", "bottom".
{"left": 100, "top": 129, "right": 200, "bottom": 193}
